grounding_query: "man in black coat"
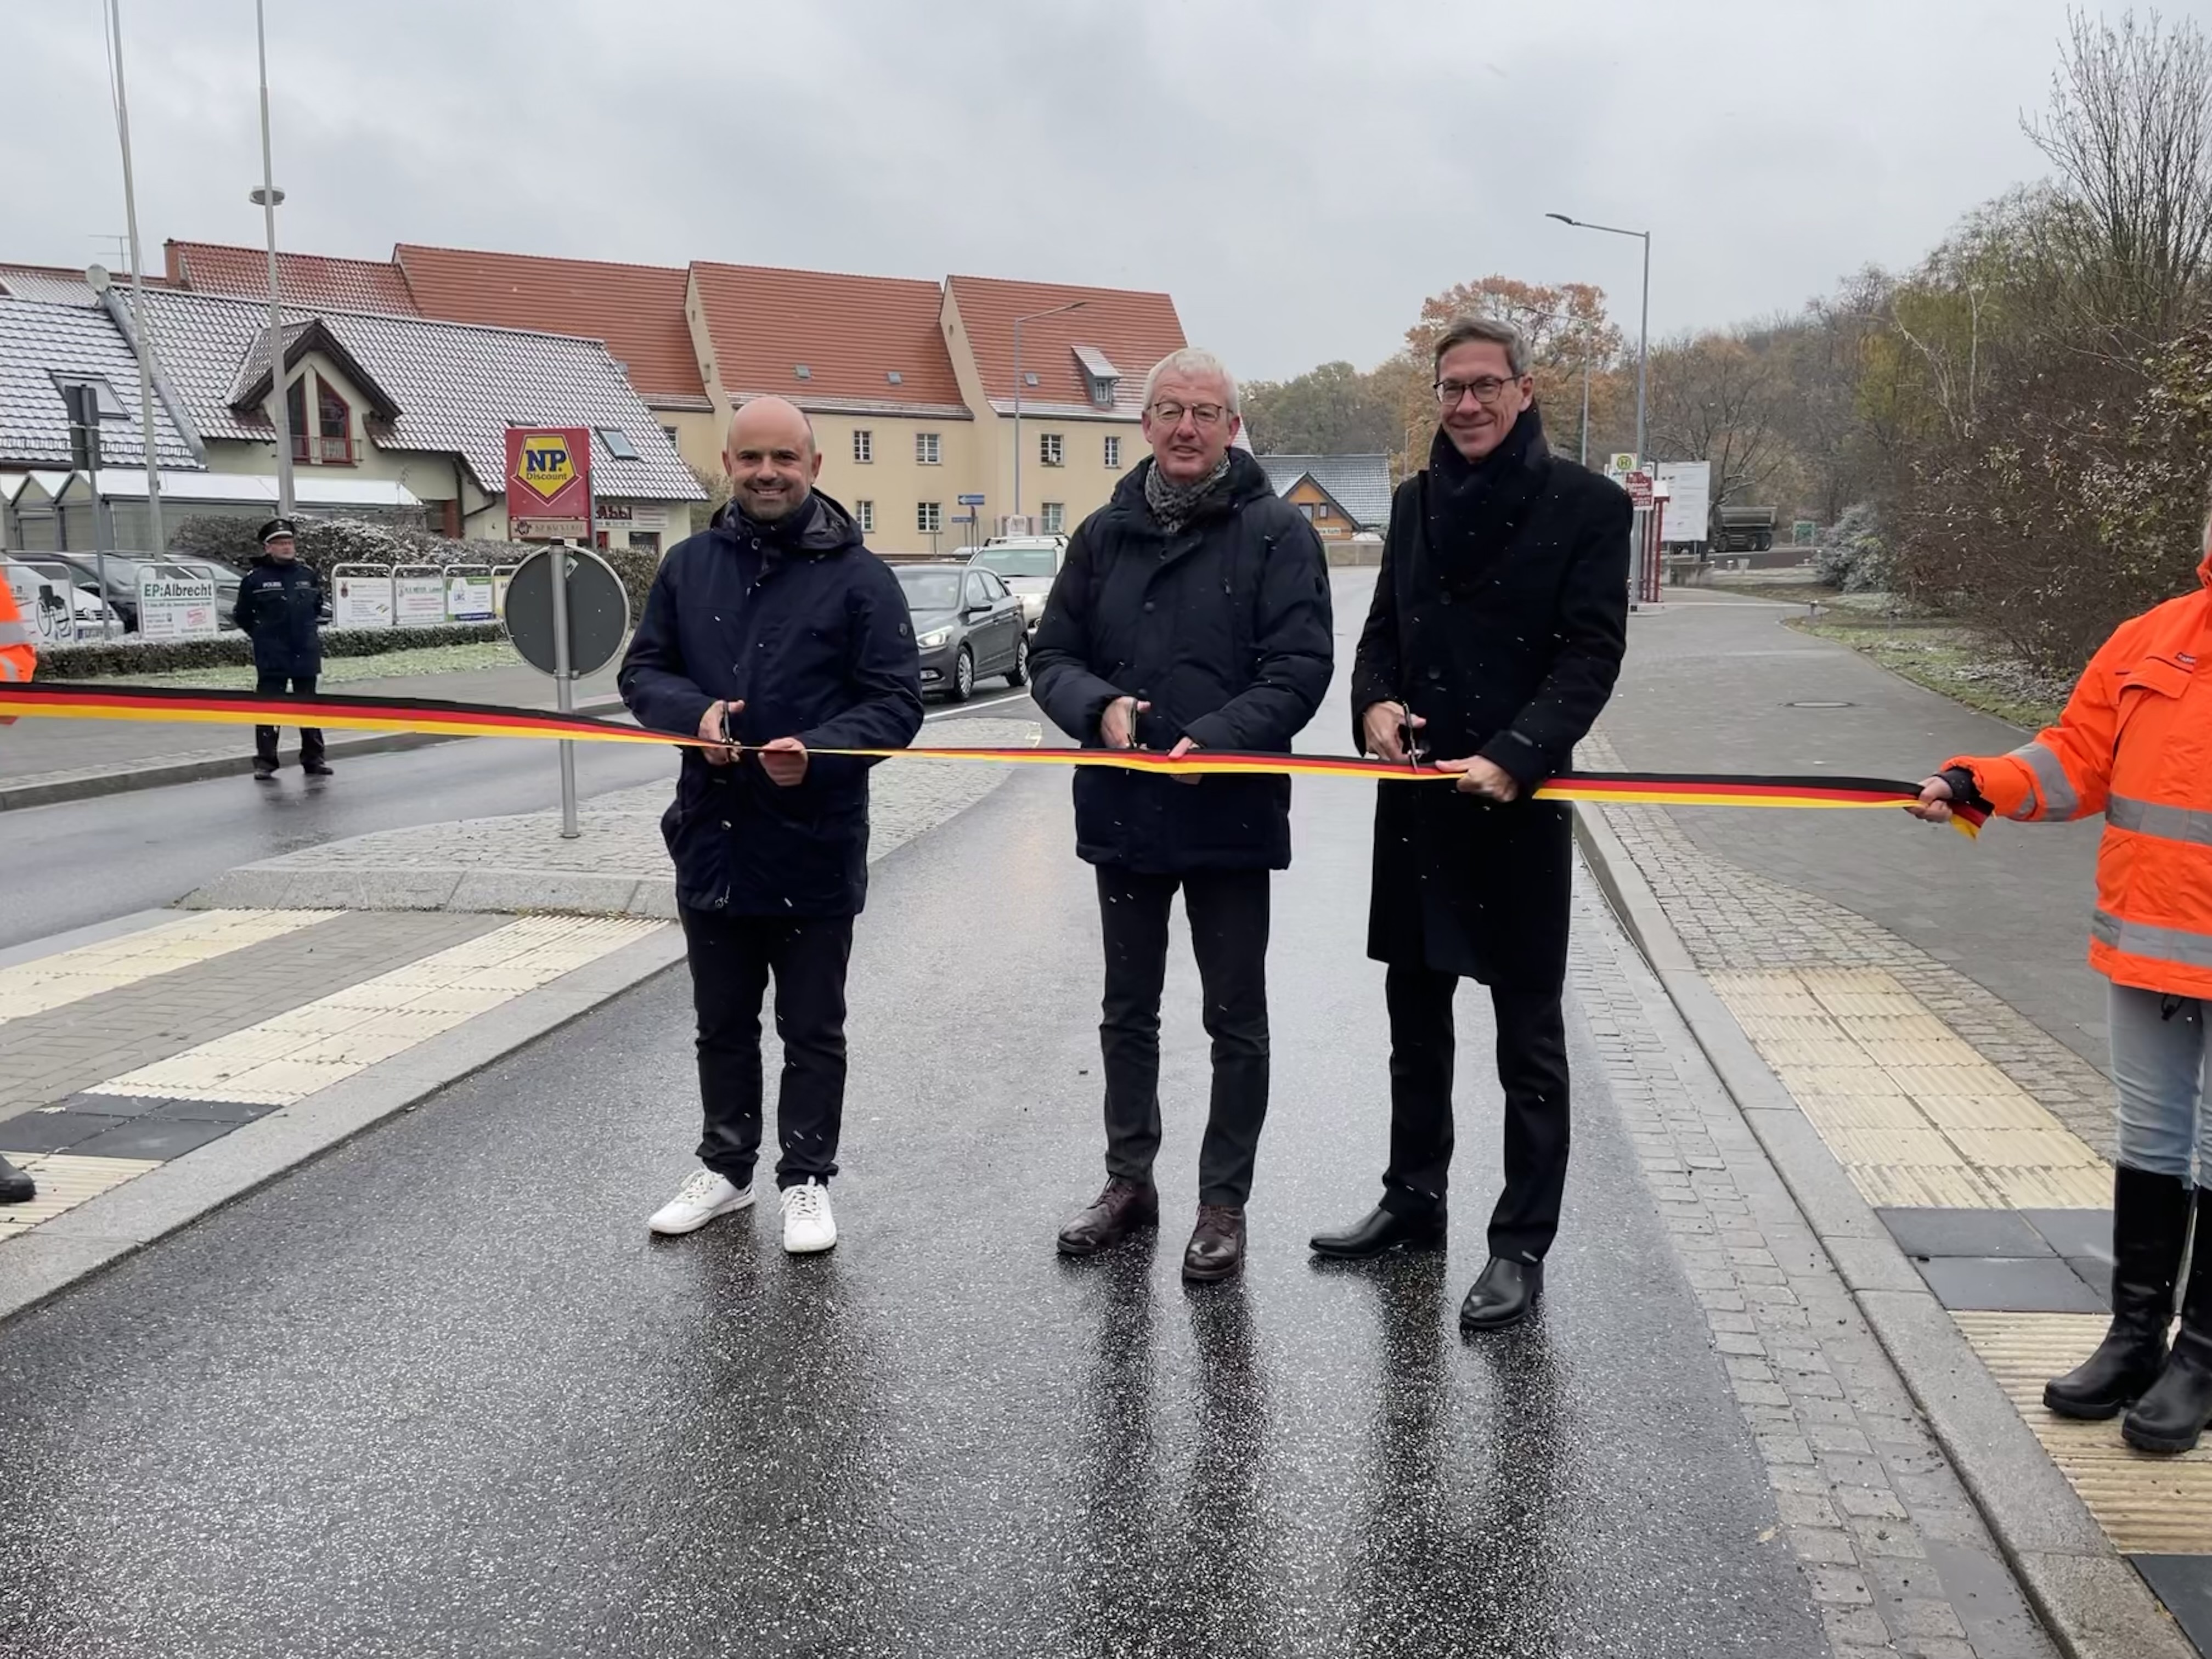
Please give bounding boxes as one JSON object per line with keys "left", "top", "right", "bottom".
{"left": 1310, "top": 315, "right": 1630, "bottom": 1331}
{"left": 233, "top": 518, "right": 329, "bottom": 781}
{"left": 1032, "top": 348, "right": 1333, "bottom": 1282}
{"left": 620, "top": 396, "right": 923, "bottom": 1257}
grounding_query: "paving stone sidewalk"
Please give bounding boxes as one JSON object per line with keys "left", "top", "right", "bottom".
{"left": 184, "top": 716, "right": 1042, "bottom": 916}
{"left": 1572, "top": 872, "right": 2061, "bottom": 1659}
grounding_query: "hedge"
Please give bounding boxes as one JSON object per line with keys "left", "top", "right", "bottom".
{"left": 42, "top": 621, "right": 509, "bottom": 679}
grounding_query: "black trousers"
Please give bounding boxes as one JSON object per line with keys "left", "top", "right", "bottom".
{"left": 1378, "top": 964, "right": 1572, "bottom": 1263}
{"left": 679, "top": 905, "right": 853, "bottom": 1191}
{"left": 1096, "top": 865, "right": 1271, "bottom": 1206}
{"left": 253, "top": 671, "right": 324, "bottom": 766}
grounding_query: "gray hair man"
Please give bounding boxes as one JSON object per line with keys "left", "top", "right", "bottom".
{"left": 1029, "top": 348, "right": 1334, "bottom": 1282}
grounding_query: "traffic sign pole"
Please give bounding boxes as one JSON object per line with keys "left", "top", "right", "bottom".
{"left": 505, "top": 425, "right": 595, "bottom": 839}
{"left": 550, "top": 540, "right": 579, "bottom": 840}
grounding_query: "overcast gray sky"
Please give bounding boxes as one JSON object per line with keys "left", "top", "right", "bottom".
{"left": 6, "top": 0, "right": 2127, "bottom": 381}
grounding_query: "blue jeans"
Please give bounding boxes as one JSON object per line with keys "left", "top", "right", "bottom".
{"left": 2112, "top": 984, "right": 2212, "bottom": 1182}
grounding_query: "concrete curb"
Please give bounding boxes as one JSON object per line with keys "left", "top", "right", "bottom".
{"left": 0, "top": 923, "right": 687, "bottom": 1327}
{"left": 1572, "top": 800, "right": 2192, "bottom": 1659}
{"left": 0, "top": 694, "right": 628, "bottom": 812}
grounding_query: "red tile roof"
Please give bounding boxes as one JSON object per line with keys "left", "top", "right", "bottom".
{"left": 946, "top": 275, "right": 1186, "bottom": 416}
{"left": 394, "top": 244, "right": 707, "bottom": 406}
{"left": 164, "top": 240, "right": 418, "bottom": 315}
{"left": 690, "top": 262, "right": 967, "bottom": 413}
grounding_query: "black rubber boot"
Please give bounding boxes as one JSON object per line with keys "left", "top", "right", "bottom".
{"left": 0, "top": 1153, "right": 35, "bottom": 1205}
{"left": 2045, "top": 1165, "right": 2188, "bottom": 1419}
{"left": 2124, "top": 1186, "right": 2212, "bottom": 1454}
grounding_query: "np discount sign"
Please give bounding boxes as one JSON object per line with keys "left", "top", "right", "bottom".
{"left": 506, "top": 426, "right": 592, "bottom": 541}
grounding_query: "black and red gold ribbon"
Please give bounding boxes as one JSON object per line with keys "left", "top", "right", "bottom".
{"left": 0, "top": 681, "right": 1985, "bottom": 834}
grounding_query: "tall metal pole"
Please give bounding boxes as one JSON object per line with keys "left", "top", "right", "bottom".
{"left": 65, "top": 387, "right": 117, "bottom": 639}
{"left": 105, "top": 0, "right": 162, "bottom": 556}
{"left": 1012, "top": 317, "right": 1024, "bottom": 522}
{"left": 1580, "top": 355, "right": 1592, "bottom": 467}
{"left": 1545, "top": 214, "right": 1652, "bottom": 464}
{"left": 550, "top": 538, "right": 579, "bottom": 839}
{"left": 1635, "top": 229, "right": 1651, "bottom": 469}
{"left": 1009, "top": 299, "right": 1086, "bottom": 524}
{"left": 254, "top": 0, "right": 294, "bottom": 515}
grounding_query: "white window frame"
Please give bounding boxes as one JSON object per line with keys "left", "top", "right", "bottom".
{"left": 1040, "top": 432, "right": 1064, "bottom": 467}
{"left": 855, "top": 499, "right": 875, "bottom": 533}
{"left": 1104, "top": 435, "right": 1121, "bottom": 468}
{"left": 853, "top": 430, "right": 873, "bottom": 464}
{"left": 917, "top": 501, "right": 942, "bottom": 534}
{"left": 1041, "top": 503, "right": 1065, "bottom": 534}
{"left": 916, "top": 432, "right": 941, "bottom": 465}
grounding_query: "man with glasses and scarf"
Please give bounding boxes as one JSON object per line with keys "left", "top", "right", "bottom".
{"left": 1310, "top": 315, "right": 1630, "bottom": 1332}
{"left": 1031, "top": 347, "right": 1333, "bottom": 1282}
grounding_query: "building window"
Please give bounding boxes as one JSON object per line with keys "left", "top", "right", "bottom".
{"left": 1039, "top": 432, "right": 1064, "bottom": 467}
{"left": 916, "top": 432, "right": 941, "bottom": 465}
{"left": 1298, "top": 503, "right": 1317, "bottom": 521}
{"left": 854, "top": 430, "right": 873, "bottom": 464}
{"left": 1104, "top": 435, "right": 1121, "bottom": 468}
{"left": 917, "top": 501, "right": 942, "bottom": 534}
{"left": 661, "top": 425, "right": 680, "bottom": 448}
{"left": 596, "top": 426, "right": 640, "bottom": 461}
{"left": 1088, "top": 375, "right": 1117, "bottom": 408}
{"left": 289, "top": 377, "right": 353, "bottom": 464}
{"left": 1042, "top": 503, "right": 1065, "bottom": 534}
{"left": 855, "top": 499, "right": 875, "bottom": 533}
{"left": 629, "top": 531, "right": 662, "bottom": 556}
{"left": 1312, "top": 501, "right": 1329, "bottom": 519}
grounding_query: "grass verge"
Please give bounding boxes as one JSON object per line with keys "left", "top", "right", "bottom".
{"left": 106, "top": 640, "right": 526, "bottom": 690}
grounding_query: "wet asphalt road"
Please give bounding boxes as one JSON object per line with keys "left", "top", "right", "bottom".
{"left": 0, "top": 688, "right": 1035, "bottom": 951}
{"left": 0, "top": 582, "right": 1827, "bottom": 1657}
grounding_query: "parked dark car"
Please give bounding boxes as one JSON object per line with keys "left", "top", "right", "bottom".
{"left": 893, "top": 561, "right": 1028, "bottom": 702}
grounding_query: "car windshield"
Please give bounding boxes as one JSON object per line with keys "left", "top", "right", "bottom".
{"left": 895, "top": 569, "right": 963, "bottom": 610}
{"left": 977, "top": 547, "right": 1055, "bottom": 578}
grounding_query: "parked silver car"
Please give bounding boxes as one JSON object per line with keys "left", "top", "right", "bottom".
{"left": 968, "top": 535, "right": 1066, "bottom": 637}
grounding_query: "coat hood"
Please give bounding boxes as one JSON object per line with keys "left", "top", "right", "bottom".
{"left": 708, "top": 489, "right": 865, "bottom": 556}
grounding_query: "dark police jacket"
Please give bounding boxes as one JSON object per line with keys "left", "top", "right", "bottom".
{"left": 1030, "top": 451, "right": 1333, "bottom": 873}
{"left": 1352, "top": 426, "right": 1630, "bottom": 988}
{"left": 233, "top": 557, "right": 324, "bottom": 678}
{"left": 618, "top": 492, "right": 924, "bottom": 917}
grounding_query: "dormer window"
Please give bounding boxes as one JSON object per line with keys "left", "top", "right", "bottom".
{"left": 1073, "top": 345, "right": 1121, "bottom": 410}
{"left": 887, "top": 371, "right": 903, "bottom": 385}
{"left": 794, "top": 364, "right": 811, "bottom": 380}
{"left": 288, "top": 374, "right": 354, "bottom": 464}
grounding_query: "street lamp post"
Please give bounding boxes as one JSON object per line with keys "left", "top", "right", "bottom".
{"left": 1547, "top": 212, "right": 1650, "bottom": 468}
{"left": 1012, "top": 300, "right": 1086, "bottom": 523}
{"left": 253, "top": 0, "right": 294, "bottom": 516}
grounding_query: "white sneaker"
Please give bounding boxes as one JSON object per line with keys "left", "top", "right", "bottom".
{"left": 780, "top": 1180, "right": 837, "bottom": 1254}
{"left": 648, "top": 1169, "right": 754, "bottom": 1236}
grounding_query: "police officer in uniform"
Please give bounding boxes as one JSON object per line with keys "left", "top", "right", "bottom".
{"left": 233, "top": 518, "right": 330, "bottom": 781}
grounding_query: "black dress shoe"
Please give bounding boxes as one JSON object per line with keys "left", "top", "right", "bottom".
{"left": 1459, "top": 1256, "right": 1542, "bottom": 1330}
{"left": 1057, "top": 1178, "right": 1158, "bottom": 1257}
{"left": 252, "top": 765, "right": 278, "bottom": 782}
{"left": 1310, "top": 1203, "right": 1447, "bottom": 1260}
{"left": 0, "top": 1153, "right": 35, "bottom": 1205}
{"left": 303, "top": 761, "right": 334, "bottom": 777}
{"left": 1183, "top": 1204, "right": 1246, "bottom": 1282}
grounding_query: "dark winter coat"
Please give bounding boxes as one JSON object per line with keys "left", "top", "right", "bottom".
{"left": 618, "top": 491, "right": 924, "bottom": 917}
{"left": 1353, "top": 414, "right": 1630, "bottom": 988}
{"left": 233, "top": 557, "right": 324, "bottom": 678}
{"left": 1030, "top": 450, "right": 1333, "bottom": 874}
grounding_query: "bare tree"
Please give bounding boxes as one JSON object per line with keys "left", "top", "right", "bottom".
{"left": 1646, "top": 334, "right": 1785, "bottom": 521}
{"left": 2023, "top": 8, "right": 2212, "bottom": 347}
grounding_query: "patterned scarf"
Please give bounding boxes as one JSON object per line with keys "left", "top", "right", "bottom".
{"left": 1142, "top": 455, "right": 1234, "bottom": 535}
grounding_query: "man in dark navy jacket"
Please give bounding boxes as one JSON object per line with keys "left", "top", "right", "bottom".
{"left": 233, "top": 518, "right": 329, "bottom": 781}
{"left": 620, "top": 397, "right": 923, "bottom": 1256}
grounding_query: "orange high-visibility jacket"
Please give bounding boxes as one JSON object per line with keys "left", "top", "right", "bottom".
{"left": 1947, "top": 546, "right": 2212, "bottom": 999}
{"left": 0, "top": 574, "right": 34, "bottom": 725}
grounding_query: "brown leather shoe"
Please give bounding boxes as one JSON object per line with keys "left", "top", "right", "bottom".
{"left": 1182, "top": 1203, "right": 1246, "bottom": 1282}
{"left": 1057, "top": 1178, "right": 1159, "bottom": 1256}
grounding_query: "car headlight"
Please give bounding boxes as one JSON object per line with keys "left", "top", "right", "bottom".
{"left": 917, "top": 628, "right": 951, "bottom": 648}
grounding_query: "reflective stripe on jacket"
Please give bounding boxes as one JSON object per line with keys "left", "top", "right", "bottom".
{"left": 1946, "top": 546, "right": 2212, "bottom": 997}
{"left": 0, "top": 577, "right": 33, "bottom": 724}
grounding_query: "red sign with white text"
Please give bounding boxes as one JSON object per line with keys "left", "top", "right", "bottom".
{"left": 505, "top": 426, "right": 592, "bottom": 540}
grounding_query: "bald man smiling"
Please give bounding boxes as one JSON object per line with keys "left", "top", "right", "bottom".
{"left": 621, "top": 397, "right": 924, "bottom": 1255}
